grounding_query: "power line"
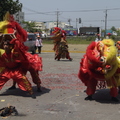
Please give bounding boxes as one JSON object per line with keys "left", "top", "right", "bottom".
{"left": 23, "top": 7, "right": 120, "bottom": 15}
{"left": 58, "top": 8, "right": 120, "bottom": 12}
{"left": 22, "top": 6, "right": 120, "bottom": 28}
{"left": 23, "top": 7, "right": 56, "bottom": 15}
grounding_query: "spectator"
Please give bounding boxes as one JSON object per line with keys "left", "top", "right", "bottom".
{"left": 35, "top": 36, "right": 43, "bottom": 54}
{"left": 95, "top": 34, "right": 101, "bottom": 42}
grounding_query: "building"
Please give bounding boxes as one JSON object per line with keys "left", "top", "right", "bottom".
{"left": 48, "top": 21, "right": 70, "bottom": 30}
{"left": 34, "top": 21, "right": 46, "bottom": 30}
{"left": 13, "top": 11, "right": 24, "bottom": 24}
{"left": 13, "top": 11, "right": 74, "bottom": 34}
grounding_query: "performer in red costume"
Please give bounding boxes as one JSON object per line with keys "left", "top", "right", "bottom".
{"left": 51, "top": 27, "right": 72, "bottom": 61}
{"left": 0, "top": 40, "right": 36, "bottom": 98}
{"left": 0, "top": 12, "right": 43, "bottom": 92}
{"left": 8, "top": 49, "right": 42, "bottom": 92}
{"left": 7, "top": 37, "right": 42, "bottom": 92}
{"left": 78, "top": 39, "right": 120, "bottom": 102}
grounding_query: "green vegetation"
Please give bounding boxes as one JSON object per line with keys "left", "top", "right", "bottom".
{"left": 42, "top": 36, "right": 95, "bottom": 44}
{"left": 0, "top": 0, "right": 22, "bottom": 21}
{"left": 42, "top": 39, "right": 53, "bottom": 44}
{"left": 43, "top": 35, "right": 120, "bottom": 44}
{"left": 22, "top": 21, "right": 38, "bottom": 33}
{"left": 66, "top": 36, "right": 95, "bottom": 44}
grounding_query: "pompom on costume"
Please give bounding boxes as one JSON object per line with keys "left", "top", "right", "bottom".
{"left": 0, "top": 12, "right": 43, "bottom": 96}
{"left": 78, "top": 39, "right": 120, "bottom": 102}
{"left": 51, "top": 27, "right": 72, "bottom": 61}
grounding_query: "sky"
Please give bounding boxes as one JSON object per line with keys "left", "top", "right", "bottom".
{"left": 18, "top": 0, "right": 120, "bottom": 29}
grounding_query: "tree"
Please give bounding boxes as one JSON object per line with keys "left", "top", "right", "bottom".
{"left": 0, "top": 0, "right": 22, "bottom": 21}
{"left": 22, "top": 21, "right": 39, "bottom": 33}
{"left": 111, "top": 26, "right": 116, "bottom": 31}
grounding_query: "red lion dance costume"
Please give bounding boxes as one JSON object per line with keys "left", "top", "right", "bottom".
{"left": 0, "top": 12, "right": 42, "bottom": 96}
{"left": 78, "top": 39, "right": 120, "bottom": 102}
{"left": 51, "top": 27, "right": 72, "bottom": 61}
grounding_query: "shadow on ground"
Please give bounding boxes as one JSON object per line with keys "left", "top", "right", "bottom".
{"left": 0, "top": 86, "right": 51, "bottom": 98}
{"left": 87, "top": 89, "right": 120, "bottom": 104}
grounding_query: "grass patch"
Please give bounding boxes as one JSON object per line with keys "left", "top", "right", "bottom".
{"left": 66, "top": 36, "right": 94, "bottom": 44}
{"left": 42, "top": 39, "right": 53, "bottom": 44}
{"left": 43, "top": 36, "right": 95, "bottom": 44}
{"left": 42, "top": 36, "right": 120, "bottom": 44}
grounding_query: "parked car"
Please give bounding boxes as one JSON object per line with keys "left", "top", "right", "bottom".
{"left": 24, "top": 33, "right": 36, "bottom": 54}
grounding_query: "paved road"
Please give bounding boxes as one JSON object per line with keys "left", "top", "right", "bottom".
{"left": 0, "top": 52, "right": 120, "bottom": 120}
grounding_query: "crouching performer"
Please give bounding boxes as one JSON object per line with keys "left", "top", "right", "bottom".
{"left": 0, "top": 12, "right": 42, "bottom": 93}
{"left": 8, "top": 43, "right": 43, "bottom": 92}
{"left": 0, "top": 40, "right": 36, "bottom": 98}
{"left": 51, "top": 27, "right": 72, "bottom": 61}
{"left": 78, "top": 39, "right": 120, "bottom": 102}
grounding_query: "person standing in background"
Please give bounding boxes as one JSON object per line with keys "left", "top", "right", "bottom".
{"left": 95, "top": 34, "right": 101, "bottom": 42}
{"left": 35, "top": 36, "right": 43, "bottom": 54}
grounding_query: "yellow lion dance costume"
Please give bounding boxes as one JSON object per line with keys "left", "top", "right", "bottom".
{"left": 78, "top": 39, "right": 120, "bottom": 102}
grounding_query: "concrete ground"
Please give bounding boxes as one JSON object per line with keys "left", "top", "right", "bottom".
{"left": 41, "top": 44, "right": 88, "bottom": 53}
{"left": 0, "top": 51, "right": 120, "bottom": 120}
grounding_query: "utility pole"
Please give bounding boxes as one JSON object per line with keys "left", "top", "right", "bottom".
{"left": 76, "top": 18, "right": 78, "bottom": 28}
{"left": 56, "top": 10, "right": 59, "bottom": 27}
{"left": 68, "top": 18, "right": 71, "bottom": 26}
{"left": 104, "top": 9, "right": 107, "bottom": 37}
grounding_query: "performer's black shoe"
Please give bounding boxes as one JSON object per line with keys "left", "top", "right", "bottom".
{"left": 8, "top": 86, "right": 16, "bottom": 90}
{"left": 37, "top": 87, "right": 42, "bottom": 92}
{"left": 111, "top": 97, "right": 119, "bottom": 102}
{"left": 118, "top": 87, "right": 120, "bottom": 94}
{"left": 31, "top": 94, "right": 36, "bottom": 99}
{"left": 85, "top": 95, "right": 94, "bottom": 101}
{"left": 55, "top": 56, "right": 58, "bottom": 60}
{"left": 69, "top": 58, "right": 73, "bottom": 61}
{"left": 118, "top": 90, "right": 120, "bottom": 94}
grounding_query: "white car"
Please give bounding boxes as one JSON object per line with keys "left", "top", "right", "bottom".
{"left": 112, "top": 31, "right": 117, "bottom": 36}
{"left": 41, "top": 33, "right": 47, "bottom": 38}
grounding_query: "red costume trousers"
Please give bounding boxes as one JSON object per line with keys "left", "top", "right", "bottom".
{"left": 0, "top": 68, "right": 32, "bottom": 92}
{"left": 86, "top": 79, "right": 118, "bottom": 97}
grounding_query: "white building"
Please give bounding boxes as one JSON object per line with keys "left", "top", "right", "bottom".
{"left": 13, "top": 11, "right": 73, "bottom": 32}
{"left": 48, "top": 21, "right": 71, "bottom": 29}
{"left": 34, "top": 22, "right": 46, "bottom": 30}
